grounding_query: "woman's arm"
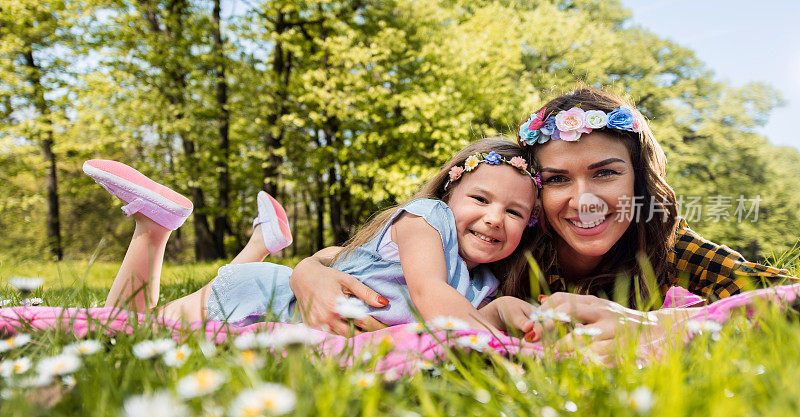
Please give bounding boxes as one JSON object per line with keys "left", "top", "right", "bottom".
{"left": 289, "top": 246, "right": 388, "bottom": 335}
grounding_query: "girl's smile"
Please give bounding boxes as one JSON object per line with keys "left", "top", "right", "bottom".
{"left": 446, "top": 164, "right": 536, "bottom": 269}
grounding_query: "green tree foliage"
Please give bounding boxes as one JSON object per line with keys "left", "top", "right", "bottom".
{"left": 1, "top": 0, "right": 798, "bottom": 264}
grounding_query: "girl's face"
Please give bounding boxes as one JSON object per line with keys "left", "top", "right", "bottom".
{"left": 447, "top": 163, "right": 536, "bottom": 269}
{"left": 536, "top": 131, "right": 635, "bottom": 268}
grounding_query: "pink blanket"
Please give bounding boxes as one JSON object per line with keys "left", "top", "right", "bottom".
{"left": 1, "top": 284, "right": 798, "bottom": 372}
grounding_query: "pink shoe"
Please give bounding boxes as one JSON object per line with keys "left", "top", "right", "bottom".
{"left": 254, "top": 191, "right": 292, "bottom": 252}
{"left": 83, "top": 159, "right": 193, "bottom": 230}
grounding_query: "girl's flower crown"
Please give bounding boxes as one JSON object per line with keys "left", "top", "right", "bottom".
{"left": 444, "top": 151, "right": 541, "bottom": 190}
{"left": 518, "top": 106, "right": 642, "bottom": 145}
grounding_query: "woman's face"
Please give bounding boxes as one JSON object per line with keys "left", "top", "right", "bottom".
{"left": 536, "top": 131, "right": 635, "bottom": 266}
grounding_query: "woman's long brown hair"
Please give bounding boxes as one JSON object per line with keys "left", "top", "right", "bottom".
{"left": 518, "top": 87, "right": 679, "bottom": 303}
{"left": 333, "top": 137, "right": 540, "bottom": 297}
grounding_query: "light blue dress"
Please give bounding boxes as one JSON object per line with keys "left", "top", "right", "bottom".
{"left": 206, "top": 199, "right": 499, "bottom": 326}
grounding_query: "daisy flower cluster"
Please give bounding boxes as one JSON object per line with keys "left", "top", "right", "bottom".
{"left": 0, "top": 335, "right": 102, "bottom": 391}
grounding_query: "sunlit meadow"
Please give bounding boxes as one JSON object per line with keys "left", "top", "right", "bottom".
{"left": 0, "top": 253, "right": 799, "bottom": 417}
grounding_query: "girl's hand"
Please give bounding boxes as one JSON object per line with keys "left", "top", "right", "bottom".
{"left": 289, "top": 247, "right": 389, "bottom": 335}
{"left": 480, "top": 296, "right": 537, "bottom": 335}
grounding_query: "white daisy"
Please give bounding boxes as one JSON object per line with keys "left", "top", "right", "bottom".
{"left": 175, "top": 368, "right": 225, "bottom": 399}
{"left": 455, "top": 333, "right": 492, "bottom": 352}
{"left": 405, "top": 322, "right": 425, "bottom": 334}
{"left": 0, "top": 334, "right": 31, "bottom": 353}
{"left": 8, "top": 277, "right": 44, "bottom": 292}
{"left": 541, "top": 406, "right": 558, "bottom": 417}
{"left": 270, "top": 326, "right": 320, "bottom": 349}
{"left": 236, "top": 350, "right": 265, "bottom": 369}
{"left": 626, "top": 386, "right": 655, "bottom": 414}
{"left": 233, "top": 333, "right": 258, "bottom": 350}
{"left": 123, "top": 391, "right": 189, "bottom": 417}
{"left": 686, "top": 319, "right": 722, "bottom": 335}
{"left": 162, "top": 345, "right": 191, "bottom": 368}
{"left": 36, "top": 353, "right": 81, "bottom": 377}
{"left": 351, "top": 371, "right": 376, "bottom": 388}
{"left": 0, "top": 357, "right": 31, "bottom": 377}
{"left": 132, "top": 341, "right": 159, "bottom": 359}
{"left": 334, "top": 296, "right": 369, "bottom": 320}
{"left": 1, "top": 299, "right": 13, "bottom": 307}
{"left": 64, "top": 340, "right": 102, "bottom": 356}
{"left": 21, "top": 297, "right": 43, "bottom": 306}
{"left": 229, "top": 383, "right": 296, "bottom": 417}
{"left": 429, "top": 316, "right": 470, "bottom": 331}
{"left": 151, "top": 338, "right": 176, "bottom": 353}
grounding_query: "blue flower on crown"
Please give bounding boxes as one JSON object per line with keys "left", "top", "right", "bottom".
{"left": 518, "top": 123, "right": 541, "bottom": 145}
{"left": 607, "top": 107, "right": 635, "bottom": 131}
{"left": 484, "top": 151, "right": 502, "bottom": 165}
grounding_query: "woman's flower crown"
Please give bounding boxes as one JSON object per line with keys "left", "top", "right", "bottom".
{"left": 444, "top": 151, "right": 541, "bottom": 226}
{"left": 518, "top": 106, "right": 642, "bottom": 145}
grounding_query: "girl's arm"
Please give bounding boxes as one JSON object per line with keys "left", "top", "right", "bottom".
{"left": 396, "top": 212, "right": 520, "bottom": 333}
{"left": 289, "top": 247, "right": 388, "bottom": 335}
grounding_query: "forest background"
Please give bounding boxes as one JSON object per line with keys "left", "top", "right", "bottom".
{"left": 2, "top": 0, "right": 799, "bottom": 265}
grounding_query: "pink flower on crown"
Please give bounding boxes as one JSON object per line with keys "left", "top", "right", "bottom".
{"left": 631, "top": 118, "right": 642, "bottom": 133}
{"left": 555, "top": 107, "right": 592, "bottom": 141}
{"left": 448, "top": 166, "right": 464, "bottom": 182}
{"left": 509, "top": 156, "right": 528, "bottom": 170}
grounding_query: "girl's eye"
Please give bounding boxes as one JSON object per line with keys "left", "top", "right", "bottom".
{"left": 471, "top": 195, "right": 488, "bottom": 203}
{"left": 542, "top": 175, "right": 568, "bottom": 185}
{"left": 506, "top": 209, "right": 522, "bottom": 217}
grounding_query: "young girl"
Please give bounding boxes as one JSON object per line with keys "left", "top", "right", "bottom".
{"left": 84, "top": 137, "right": 541, "bottom": 333}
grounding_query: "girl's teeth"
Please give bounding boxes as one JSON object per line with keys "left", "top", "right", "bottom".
{"left": 473, "top": 231, "right": 496, "bottom": 242}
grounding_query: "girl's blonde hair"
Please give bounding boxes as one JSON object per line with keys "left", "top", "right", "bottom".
{"left": 334, "top": 137, "right": 540, "bottom": 297}
{"left": 518, "top": 87, "right": 678, "bottom": 303}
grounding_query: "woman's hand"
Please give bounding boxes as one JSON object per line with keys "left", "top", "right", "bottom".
{"left": 289, "top": 247, "right": 389, "bottom": 335}
{"left": 531, "top": 293, "right": 669, "bottom": 365}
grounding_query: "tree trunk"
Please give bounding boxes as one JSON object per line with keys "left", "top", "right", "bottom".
{"left": 212, "top": 0, "right": 230, "bottom": 258}
{"left": 314, "top": 174, "right": 326, "bottom": 252}
{"left": 23, "top": 48, "right": 62, "bottom": 260}
{"left": 262, "top": 11, "right": 291, "bottom": 196}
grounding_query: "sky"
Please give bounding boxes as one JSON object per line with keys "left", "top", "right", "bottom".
{"left": 620, "top": 0, "right": 800, "bottom": 150}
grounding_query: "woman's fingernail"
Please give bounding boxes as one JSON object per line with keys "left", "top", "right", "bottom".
{"left": 538, "top": 295, "right": 548, "bottom": 303}
{"left": 524, "top": 330, "right": 537, "bottom": 343}
{"left": 377, "top": 296, "right": 389, "bottom": 306}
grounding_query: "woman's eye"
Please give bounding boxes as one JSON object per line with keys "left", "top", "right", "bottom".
{"left": 542, "top": 175, "right": 567, "bottom": 185}
{"left": 471, "top": 196, "right": 488, "bottom": 203}
{"left": 595, "top": 169, "right": 620, "bottom": 178}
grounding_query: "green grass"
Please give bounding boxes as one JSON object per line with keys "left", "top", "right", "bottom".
{"left": 0, "top": 257, "right": 799, "bottom": 416}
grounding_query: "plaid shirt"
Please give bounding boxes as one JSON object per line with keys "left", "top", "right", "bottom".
{"left": 546, "top": 218, "right": 797, "bottom": 300}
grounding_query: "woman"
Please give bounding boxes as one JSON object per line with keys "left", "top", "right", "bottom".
{"left": 288, "top": 87, "right": 796, "bottom": 348}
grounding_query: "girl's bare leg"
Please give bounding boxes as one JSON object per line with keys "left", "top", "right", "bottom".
{"left": 229, "top": 224, "right": 270, "bottom": 264}
{"left": 105, "top": 213, "right": 171, "bottom": 312}
{"left": 156, "top": 224, "right": 271, "bottom": 322}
